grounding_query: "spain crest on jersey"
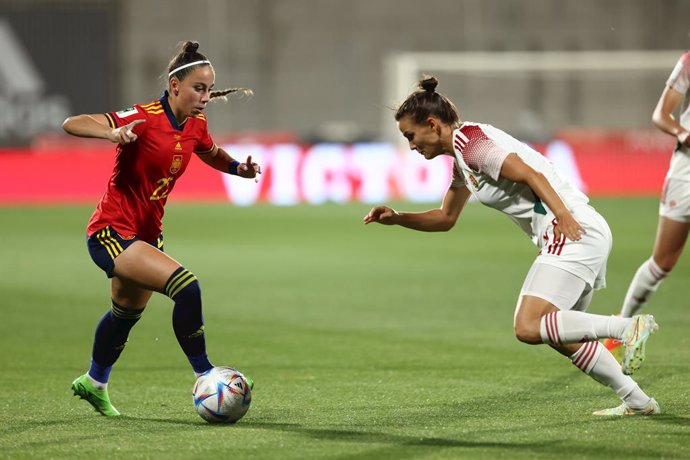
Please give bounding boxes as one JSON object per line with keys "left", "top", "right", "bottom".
{"left": 170, "top": 155, "right": 183, "bottom": 174}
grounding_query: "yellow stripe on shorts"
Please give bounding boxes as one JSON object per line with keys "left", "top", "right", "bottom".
{"left": 96, "top": 228, "right": 124, "bottom": 260}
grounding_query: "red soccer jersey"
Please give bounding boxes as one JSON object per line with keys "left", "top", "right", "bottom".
{"left": 87, "top": 92, "right": 215, "bottom": 242}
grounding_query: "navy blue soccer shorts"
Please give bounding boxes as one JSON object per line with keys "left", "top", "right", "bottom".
{"left": 87, "top": 226, "right": 164, "bottom": 278}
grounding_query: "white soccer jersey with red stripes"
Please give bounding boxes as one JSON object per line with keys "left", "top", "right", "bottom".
{"left": 452, "top": 122, "right": 589, "bottom": 245}
{"left": 665, "top": 51, "right": 690, "bottom": 180}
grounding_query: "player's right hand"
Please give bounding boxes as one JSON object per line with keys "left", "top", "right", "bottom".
{"left": 111, "top": 119, "right": 145, "bottom": 145}
{"left": 363, "top": 206, "right": 400, "bottom": 225}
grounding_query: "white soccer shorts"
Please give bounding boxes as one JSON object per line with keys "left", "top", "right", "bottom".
{"left": 519, "top": 263, "right": 593, "bottom": 311}
{"left": 659, "top": 176, "right": 690, "bottom": 223}
{"left": 532, "top": 204, "right": 612, "bottom": 292}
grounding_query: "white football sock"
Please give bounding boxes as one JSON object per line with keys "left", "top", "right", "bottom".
{"left": 87, "top": 373, "right": 107, "bottom": 390}
{"left": 540, "top": 311, "right": 631, "bottom": 345}
{"left": 570, "top": 341, "right": 651, "bottom": 409}
{"left": 621, "top": 258, "right": 667, "bottom": 317}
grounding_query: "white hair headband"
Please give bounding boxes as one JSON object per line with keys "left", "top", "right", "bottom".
{"left": 168, "top": 60, "right": 211, "bottom": 77}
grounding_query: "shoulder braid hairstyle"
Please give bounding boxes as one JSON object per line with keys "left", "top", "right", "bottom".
{"left": 395, "top": 75, "right": 459, "bottom": 125}
{"left": 167, "top": 40, "right": 253, "bottom": 101}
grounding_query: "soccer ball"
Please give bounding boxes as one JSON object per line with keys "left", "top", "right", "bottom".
{"left": 192, "top": 366, "right": 252, "bottom": 423}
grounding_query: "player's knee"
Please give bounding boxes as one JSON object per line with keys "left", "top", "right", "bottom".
{"left": 111, "top": 299, "right": 146, "bottom": 318}
{"left": 514, "top": 322, "right": 541, "bottom": 345}
{"left": 165, "top": 267, "right": 201, "bottom": 302}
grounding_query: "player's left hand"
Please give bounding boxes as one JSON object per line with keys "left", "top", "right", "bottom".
{"left": 238, "top": 155, "right": 261, "bottom": 180}
{"left": 554, "top": 211, "right": 586, "bottom": 241}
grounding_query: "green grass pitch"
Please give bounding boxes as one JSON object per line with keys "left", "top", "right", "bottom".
{"left": 0, "top": 198, "right": 688, "bottom": 459}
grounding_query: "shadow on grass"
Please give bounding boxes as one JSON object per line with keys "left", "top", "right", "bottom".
{"left": 247, "top": 421, "right": 554, "bottom": 450}
{"left": 590, "top": 413, "right": 690, "bottom": 427}
{"left": 241, "top": 419, "right": 687, "bottom": 459}
{"left": 117, "top": 415, "right": 203, "bottom": 426}
{"left": 238, "top": 372, "right": 690, "bottom": 458}
{"left": 649, "top": 414, "right": 690, "bottom": 427}
{"left": 0, "top": 415, "right": 203, "bottom": 439}
{"left": 5, "top": 369, "right": 684, "bottom": 457}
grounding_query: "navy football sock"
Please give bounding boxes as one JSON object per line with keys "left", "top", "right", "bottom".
{"left": 88, "top": 300, "right": 143, "bottom": 383}
{"left": 165, "top": 267, "right": 213, "bottom": 374}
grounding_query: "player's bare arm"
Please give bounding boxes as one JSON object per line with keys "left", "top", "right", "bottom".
{"left": 196, "top": 147, "right": 262, "bottom": 179}
{"left": 499, "top": 153, "right": 585, "bottom": 241}
{"left": 652, "top": 86, "right": 690, "bottom": 146}
{"left": 363, "top": 185, "right": 471, "bottom": 232}
{"left": 62, "top": 114, "right": 144, "bottom": 145}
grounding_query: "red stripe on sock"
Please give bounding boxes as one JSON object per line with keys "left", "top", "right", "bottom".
{"left": 554, "top": 312, "right": 562, "bottom": 345}
{"left": 544, "top": 313, "right": 553, "bottom": 343}
{"left": 553, "top": 313, "right": 561, "bottom": 344}
{"left": 573, "top": 341, "right": 594, "bottom": 370}
{"left": 547, "top": 312, "right": 560, "bottom": 345}
{"left": 577, "top": 342, "right": 598, "bottom": 371}
{"left": 543, "top": 313, "right": 554, "bottom": 344}
{"left": 647, "top": 263, "right": 666, "bottom": 281}
{"left": 572, "top": 342, "right": 587, "bottom": 367}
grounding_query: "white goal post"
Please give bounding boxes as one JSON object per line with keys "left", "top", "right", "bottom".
{"left": 382, "top": 50, "right": 684, "bottom": 143}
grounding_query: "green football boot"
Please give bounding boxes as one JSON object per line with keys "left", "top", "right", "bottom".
{"left": 71, "top": 374, "right": 120, "bottom": 417}
{"left": 621, "top": 314, "right": 659, "bottom": 375}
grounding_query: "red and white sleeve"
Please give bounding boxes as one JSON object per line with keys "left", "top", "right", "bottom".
{"left": 461, "top": 127, "right": 510, "bottom": 181}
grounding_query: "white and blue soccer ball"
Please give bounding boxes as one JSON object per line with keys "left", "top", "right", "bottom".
{"left": 192, "top": 366, "right": 252, "bottom": 423}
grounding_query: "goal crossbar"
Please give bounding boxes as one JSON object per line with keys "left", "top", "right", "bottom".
{"left": 383, "top": 50, "right": 683, "bottom": 141}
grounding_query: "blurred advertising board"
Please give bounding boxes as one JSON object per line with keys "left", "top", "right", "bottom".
{"left": 0, "top": 5, "right": 116, "bottom": 146}
{"left": 0, "top": 132, "right": 676, "bottom": 205}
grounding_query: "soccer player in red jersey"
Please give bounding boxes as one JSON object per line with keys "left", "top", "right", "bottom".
{"left": 63, "top": 41, "right": 259, "bottom": 416}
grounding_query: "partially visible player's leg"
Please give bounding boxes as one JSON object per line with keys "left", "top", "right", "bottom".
{"left": 565, "top": 339, "right": 659, "bottom": 416}
{"left": 515, "top": 264, "right": 634, "bottom": 345}
{"left": 545, "top": 338, "right": 658, "bottom": 415}
{"left": 114, "top": 241, "right": 213, "bottom": 375}
{"left": 72, "top": 283, "right": 151, "bottom": 417}
{"left": 166, "top": 266, "right": 213, "bottom": 375}
{"left": 621, "top": 216, "right": 688, "bottom": 317}
{"left": 520, "top": 208, "right": 644, "bottom": 346}
{"left": 607, "top": 183, "right": 690, "bottom": 361}
{"left": 516, "top": 264, "right": 658, "bottom": 375}
{"left": 514, "top": 265, "right": 659, "bottom": 415}
{"left": 74, "top": 231, "right": 154, "bottom": 416}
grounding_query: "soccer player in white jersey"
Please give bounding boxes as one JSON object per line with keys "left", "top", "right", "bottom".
{"left": 364, "top": 76, "right": 660, "bottom": 416}
{"left": 604, "top": 52, "right": 690, "bottom": 356}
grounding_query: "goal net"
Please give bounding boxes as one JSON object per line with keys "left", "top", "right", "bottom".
{"left": 382, "top": 50, "right": 683, "bottom": 143}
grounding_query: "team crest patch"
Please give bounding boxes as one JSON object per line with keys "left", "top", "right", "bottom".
{"left": 468, "top": 174, "right": 479, "bottom": 189}
{"left": 116, "top": 107, "right": 138, "bottom": 117}
{"left": 170, "top": 155, "right": 183, "bottom": 174}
